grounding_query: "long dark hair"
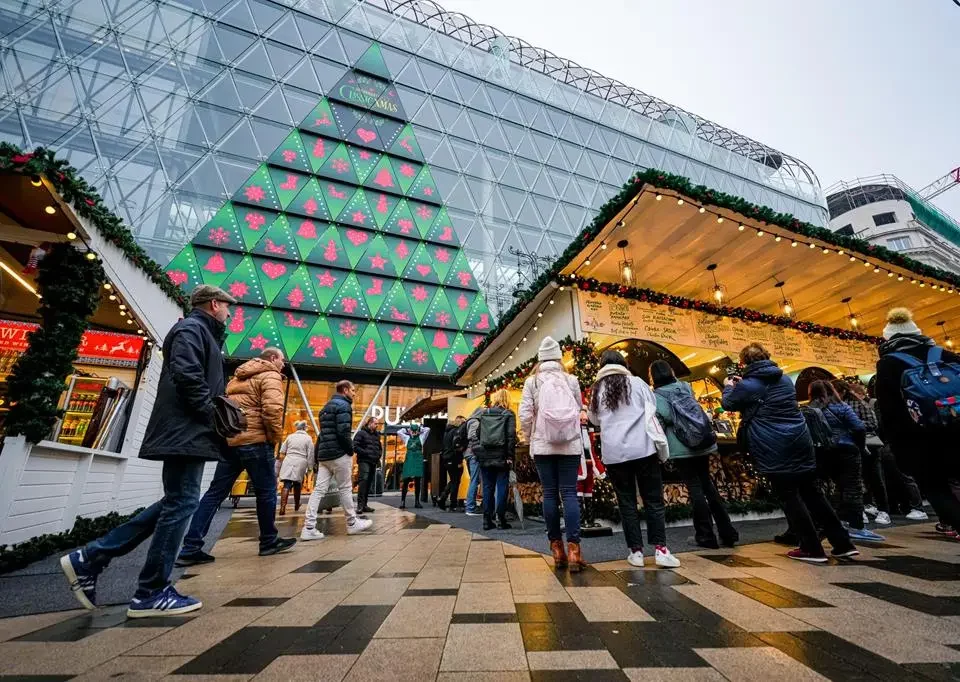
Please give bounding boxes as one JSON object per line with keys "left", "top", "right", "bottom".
{"left": 808, "top": 379, "right": 840, "bottom": 404}
{"left": 649, "top": 359, "right": 676, "bottom": 389}
{"left": 590, "top": 350, "right": 631, "bottom": 414}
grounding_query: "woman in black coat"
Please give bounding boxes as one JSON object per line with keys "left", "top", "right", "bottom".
{"left": 722, "top": 343, "right": 857, "bottom": 563}
{"left": 353, "top": 417, "right": 382, "bottom": 515}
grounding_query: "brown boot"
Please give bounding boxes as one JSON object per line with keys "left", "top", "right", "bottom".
{"left": 550, "top": 539, "right": 568, "bottom": 570}
{"left": 280, "top": 488, "right": 289, "bottom": 516}
{"left": 567, "top": 542, "right": 586, "bottom": 573}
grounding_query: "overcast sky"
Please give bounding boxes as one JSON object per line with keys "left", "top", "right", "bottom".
{"left": 436, "top": 0, "right": 960, "bottom": 219}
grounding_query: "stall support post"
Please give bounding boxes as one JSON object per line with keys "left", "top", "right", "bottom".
{"left": 354, "top": 372, "right": 391, "bottom": 437}
{"left": 289, "top": 365, "right": 319, "bottom": 436}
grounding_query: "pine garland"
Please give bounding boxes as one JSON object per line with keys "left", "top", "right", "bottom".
{"left": 485, "top": 336, "right": 598, "bottom": 397}
{"left": 5, "top": 244, "right": 105, "bottom": 443}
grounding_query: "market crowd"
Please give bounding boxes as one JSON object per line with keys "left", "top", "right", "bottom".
{"left": 57, "top": 282, "right": 960, "bottom": 616}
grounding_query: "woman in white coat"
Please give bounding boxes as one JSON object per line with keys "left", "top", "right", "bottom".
{"left": 519, "top": 337, "right": 587, "bottom": 571}
{"left": 278, "top": 421, "right": 314, "bottom": 515}
{"left": 587, "top": 350, "right": 680, "bottom": 569}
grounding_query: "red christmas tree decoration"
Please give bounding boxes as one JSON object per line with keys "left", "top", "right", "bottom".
{"left": 287, "top": 285, "right": 305, "bottom": 308}
{"left": 312, "top": 138, "right": 326, "bottom": 159}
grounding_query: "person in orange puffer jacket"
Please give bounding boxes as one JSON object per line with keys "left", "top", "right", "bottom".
{"left": 177, "top": 348, "right": 297, "bottom": 566}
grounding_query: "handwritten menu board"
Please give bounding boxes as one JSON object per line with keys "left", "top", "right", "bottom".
{"left": 577, "top": 291, "right": 878, "bottom": 372}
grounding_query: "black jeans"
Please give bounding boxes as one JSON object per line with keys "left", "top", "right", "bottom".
{"left": 860, "top": 446, "right": 889, "bottom": 513}
{"left": 822, "top": 444, "right": 865, "bottom": 529}
{"left": 606, "top": 456, "right": 667, "bottom": 551}
{"left": 439, "top": 460, "right": 464, "bottom": 508}
{"left": 674, "top": 456, "right": 738, "bottom": 545}
{"left": 908, "top": 458, "right": 960, "bottom": 530}
{"left": 768, "top": 471, "right": 855, "bottom": 557}
{"left": 879, "top": 445, "right": 924, "bottom": 512}
{"left": 400, "top": 476, "right": 421, "bottom": 505}
{"left": 357, "top": 461, "right": 377, "bottom": 510}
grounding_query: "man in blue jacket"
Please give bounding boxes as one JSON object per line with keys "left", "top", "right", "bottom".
{"left": 301, "top": 380, "right": 373, "bottom": 539}
{"left": 60, "top": 284, "right": 235, "bottom": 617}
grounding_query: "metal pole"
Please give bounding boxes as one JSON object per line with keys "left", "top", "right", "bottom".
{"left": 289, "top": 365, "right": 319, "bottom": 435}
{"left": 353, "top": 372, "right": 391, "bottom": 437}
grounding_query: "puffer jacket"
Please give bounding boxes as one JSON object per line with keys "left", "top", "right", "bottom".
{"left": 654, "top": 380, "right": 718, "bottom": 459}
{"left": 518, "top": 361, "right": 583, "bottom": 456}
{"left": 224, "top": 358, "right": 284, "bottom": 447}
{"left": 721, "top": 359, "right": 814, "bottom": 476}
{"left": 353, "top": 426, "right": 382, "bottom": 465}
{"left": 809, "top": 399, "right": 864, "bottom": 448}
{"left": 316, "top": 393, "right": 353, "bottom": 461}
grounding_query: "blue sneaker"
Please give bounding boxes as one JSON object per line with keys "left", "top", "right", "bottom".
{"left": 848, "top": 527, "right": 886, "bottom": 543}
{"left": 127, "top": 585, "right": 203, "bottom": 618}
{"left": 60, "top": 550, "right": 97, "bottom": 610}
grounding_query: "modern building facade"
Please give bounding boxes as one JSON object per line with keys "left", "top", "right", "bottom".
{"left": 826, "top": 175, "right": 960, "bottom": 276}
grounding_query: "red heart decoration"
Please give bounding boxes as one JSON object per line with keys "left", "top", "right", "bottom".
{"left": 345, "top": 229, "right": 369, "bottom": 247}
{"left": 416, "top": 264, "right": 431, "bottom": 276}
{"left": 356, "top": 128, "right": 377, "bottom": 144}
{"left": 261, "top": 262, "right": 287, "bottom": 280}
{"left": 167, "top": 270, "right": 188, "bottom": 286}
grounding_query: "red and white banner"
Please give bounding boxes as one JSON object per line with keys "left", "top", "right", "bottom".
{"left": 0, "top": 320, "right": 144, "bottom": 367}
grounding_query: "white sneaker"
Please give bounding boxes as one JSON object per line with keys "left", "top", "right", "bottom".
{"left": 626, "top": 550, "right": 645, "bottom": 568}
{"left": 874, "top": 511, "right": 892, "bottom": 526}
{"left": 863, "top": 513, "right": 870, "bottom": 526}
{"left": 906, "top": 509, "right": 929, "bottom": 521}
{"left": 300, "top": 527, "right": 324, "bottom": 541}
{"left": 654, "top": 546, "right": 680, "bottom": 569}
{"left": 864, "top": 505, "right": 879, "bottom": 517}
{"left": 347, "top": 517, "right": 373, "bottom": 535}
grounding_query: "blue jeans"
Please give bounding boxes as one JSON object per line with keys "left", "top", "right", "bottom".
{"left": 535, "top": 455, "right": 581, "bottom": 543}
{"left": 465, "top": 456, "right": 481, "bottom": 513}
{"left": 83, "top": 457, "right": 205, "bottom": 599}
{"left": 182, "top": 443, "right": 279, "bottom": 555}
{"left": 481, "top": 466, "right": 509, "bottom": 523}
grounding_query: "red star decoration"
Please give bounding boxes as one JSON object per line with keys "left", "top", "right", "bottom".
{"left": 316, "top": 271, "right": 338, "bottom": 288}
{"left": 388, "top": 326, "right": 407, "bottom": 344}
{"left": 369, "top": 253, "right": 387, "bottom": 270}
{"left": 244, "top": 185, "right": 265, "bottom": 202}
{"left": 351, "top": 210, "right": 366, "bottom": 224}
{"left": 249, "top": 334, "right": 268, "bottom": 350}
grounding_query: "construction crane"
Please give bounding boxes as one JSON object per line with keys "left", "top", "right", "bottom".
{"left": 918, "top": 166, "right": 960, "bottom": 201}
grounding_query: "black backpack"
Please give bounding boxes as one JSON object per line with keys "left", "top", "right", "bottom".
{"left": 479, "top": 408, "right": 510, "bottom": 450}
{"left": 453, "top": 421, "right": 469, "bottom": 453}
{"left": 801, "top": 405, "right": 835, "bottom": 451}
{"left": 661, "top": 389, "right": 716, "bottom": 450}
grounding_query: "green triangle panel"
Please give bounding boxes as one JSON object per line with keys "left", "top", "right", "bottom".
{"left": 427, "top": 329, "right": 453, "bottom": 371}
{"left": 344, "top": 110, "right": 402, "bottom": 151}
{"left": 251, "top": 214, "right": 300, "bottom": 262}
{"left": 233, "top": 205, "right": 278, "bottom": 250}
{"left": 299, "top": 98, "right": 339, "bottom": 137}
{"left": 356, "top": 234, "right": 397, "bottom": 277}
{"left": 406, "top": 281, "right": 438, "bottom": 324}
{"left": 328, "top": 101, "right": 364, "bottom": 140}
{"left": 337, "top": 188, "right": 376, "bottom": 230}
{"left": 252, "top": 256, "right": 294, "bottom": 305}
{"left": 339, "top": 225, "right": 374, "bottom": 267}
{"left": 224, "top": 305, "right": 258, "bottom": 355}
{"left": 396, "top": 327, "right": 433, "bottom": 372}
{"left": 315, "top": 142, "right": 359, "bottom": 184}
{"left": 375, "top": 279, "right": 416, "bottom": 325}
{"left": 195, "top": 247, "right": 244, "bottom": 287}
{"left": 290, "top": 217, "right": 325, "bottom": 261}
{"left": 441, "top": 333, "right": 473, "bottom": 374}
{"left": 422, "top": 287, "right": 457, "bottom": 330}
{"left": 273, "top": 264, "right": 319, "bottom": 313}
{"left": 392, "top": 157, "right": 422, "bottom": 194}
{"left": 355, "top": 42, "right": 392, "bottom": 80}
{"left": 463, "top": 295, "right": 493, "bottom": 333}
{"left": 368, "top": 115, "right": 405, "bottom": 151}
{"left": 222, "top": 255, "right": 267, "bottom": 306}
{"left": 363, "top": 155, "right": 400, "bottom": 193}
{"left": 384, "top": 235, "right": 415, "bottom": 275}
{"left": 194, "top": 203, "right": 244, "bottom": 251}
{"left": 383, "top": 198, "right": 418, "bottom": 237}
{"left": 451, "top": 289, "right": 478, "bottom": 327}
{"left": 268, "top": 167, "right": 309, "bottom": 209}
{"left": 389, "top": 123, "right": 424, "bottom": 162}
{"left": 300, "top": 132, "right": 336, "bottom": 174}
{"left": 267, "top": 129, "right": 311, "bottom": 172}
{"left": 165, "top": 245, "right": 202, "bottom": 293}
{"left": 308, "top": 265, "right": 347, "bottom": 312}
{"left": 410, "top": 200, "right": 437, "bottom": 237}
{"left": 232, "top": 164, "right": 281, "bottom": 210}
{"left": 465, "top": 331, "right": 486, "bottom": 353}
{"left": 272, "top": 308, "right": 316, "bottom": 358}
{"left": 286, "top": 178, "right": 332, "bottom": 221}
{"left": 348, "top": 145, "right": 382, "bottom": 183}
{"left": 444, "top": 250, "right": 478, "bottom": 290}
{"left": 292, "top": 316, "right": 340, "bottom": 366}
{"left": 409, "top": 166, "right": 440, "bottom": 204}
{"left": 234, "top": 308, "right": 283, "bottom": 360}
{"left": 430, "top": 244, "right": 455, "bottom": 282}
{"left": 328, "top": 272, "right": 370, "bottom": 319}
{"left": 321, "top": 179, "right": 353, "bottom": 220}
{"left": 356, "top": 273, "right": 390, "bottom": 316}
{"left": 369, "top": 191, "right": 400, "bottom": 229}
{"left": 329, "top": 315, "right": 364, "bottom": 363}
{"left": 376, "top": 322, "right": 415, "bottom": 367}
{"left": 402, "top": 242, "right": 440, "bottom": 284}
{"left": 346, "top": 322, "right": 392, "bottom": 371}
{"left": 306, "top": 224, "right": 351, "bottom": 269}
{"left": 424, "top": 207, "right": 460, "bottom": 247}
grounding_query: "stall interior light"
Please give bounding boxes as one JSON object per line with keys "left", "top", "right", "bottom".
{"left": 774, "top": 235, "right": 781, "bottom": 242}
{"left": 738, "top": 224, "right": 745, "bottom": 231}
{"left": 938, "top": 321, "right": 953, "bottom": 349}
{"left": 706, "top": 263, "right": 726, "bottom": 304}
{"left": 617, "top": 239, "right": 633, "bottom": 286}
{"left": 842, "top": 297, "right": 858, "bottom": 329}
{"left": 85, "top": 252, "right": 97, "bottom": 260}
{"left": 791, "top": 240, "right": 798, "bottom": 247}
{"left": 0, "top": 261, "right": 40, "bottom": 298}
{"left": 66, "top": 232, "right": 77, "bottom": 241}
{"left": 775, "top": 281, "right": 794, "bottom": 318}
{"left": 104, "top": 283, "right": 112, "bottom": 290}
{"left": 44, "top": 205, "right": 56, "bottom": 215}
{"left": 30, "top": 175, "right": 42, "bottom": 187}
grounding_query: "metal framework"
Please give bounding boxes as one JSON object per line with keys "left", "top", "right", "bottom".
{"left": 365, "top": 0, "right": 821, "bottom": 191}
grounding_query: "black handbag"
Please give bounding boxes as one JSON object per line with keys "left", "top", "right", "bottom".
{"left": 213, "top": 395, "right": 247, "bottom": 439}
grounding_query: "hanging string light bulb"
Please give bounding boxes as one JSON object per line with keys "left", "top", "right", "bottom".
{"left": 617, "top": 239, "right": 633, "bottom": 285}
{"left": 842, "top": 296, "right": 858, "bottom": 329}
{"left": 937, "top": 321, "right": 954, "bottom": 349}
{"left": 775, "top": 281, "right": 795, "bottom": 318}
{"left": 706, "top": 263, "right": 727, "bottom": 304}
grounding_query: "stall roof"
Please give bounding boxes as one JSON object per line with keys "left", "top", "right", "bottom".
{"left": 456, "top": 169, "right": 960, "bottom": 385}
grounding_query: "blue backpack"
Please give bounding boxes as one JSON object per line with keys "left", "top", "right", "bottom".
{"left": 891, "top": 346, "right": 960, "bottom": 428}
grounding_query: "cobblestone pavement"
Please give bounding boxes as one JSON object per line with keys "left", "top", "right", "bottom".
{"left": 2, "top": 502, "right": 960, "bottom": 680}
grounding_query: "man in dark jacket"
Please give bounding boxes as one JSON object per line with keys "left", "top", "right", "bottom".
{"left": 301, "top": 380, "right": 372, "bottom": 539}
{"left": 437, "top": 416, "right": 465, "bottom": 511}
{"left": 875, "top": 307, "right": 960, "bottom": 533}
{"left": 60, "top": 285, "right": 235, "bottom": 617}
{"left": 353, "top": 416, "right": 382, "bottom": 515}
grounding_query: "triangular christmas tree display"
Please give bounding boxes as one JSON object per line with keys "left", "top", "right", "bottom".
{"left": 164, "top": 41, "right": 487, "bottom": 375}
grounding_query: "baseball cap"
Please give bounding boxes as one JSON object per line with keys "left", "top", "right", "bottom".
{"left": 190, "top": 284, "right": 237, "bottom": 308}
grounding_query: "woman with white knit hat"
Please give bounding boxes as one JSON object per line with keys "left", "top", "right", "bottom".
{"left": 519, "top": 337, "right": 587, "bottom": 571}
{"left": 875, "top": 307, "right": 960, "bottom": 536}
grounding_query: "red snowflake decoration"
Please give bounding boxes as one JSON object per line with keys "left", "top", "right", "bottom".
{"left": 228, "top": 281, "right": 249, "bottom": 299}
{"left": 434, "top": 248, "right": 450, "bottom": 263}
{"left": 331, "top": 158, "right": 350, "bottom": 174}
{"left": 359, "top": 150, "right": 371, "bottom": 160}
{"left": 207, "top": 226, "right": 230, "bottom": 245}
{"left": 397, "top": 218, "right": 414, "bottom": 234}
{"left": 411, "top": 285, "right": 429, "bottom": 302}
{"left": 399, "top": 163, "right": 416, "bottom": 178}
{"left": 281, "top": 149, "right": 297, "bottom": 163}
{"left": 309, "top": 335, "right": 332, "bottom": 358}
{"left": 411, "top": 349, "right": 429, "bottom": 365}
{"left": 341, "top": 297, "right": 359, "bottom": 314}
{"left": 286, "top": 285, "right": 305, "bottom": 308}
{"left": 435, "top": 311, "right": 451, "bottom": 326}
{"left": 244, "top": 185, "right": 266, "bottom": 202}
{"left": 416, "top": 205, "right": 433, "bottom": 220}
{"left": 422, "top": 186, "right": 434, "bottom": 197}
{"left": 245, "top": 212, "right": 266, "bottom": 230}
{"left": 339, "top": 321, "right": 358, "bottom": 338}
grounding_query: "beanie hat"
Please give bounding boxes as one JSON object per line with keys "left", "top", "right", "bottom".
{"left": 538, "top": 336, "right": 562, "bottom": 362}
{"left": 883, "top": 307, "right": 922, "bottom": 340}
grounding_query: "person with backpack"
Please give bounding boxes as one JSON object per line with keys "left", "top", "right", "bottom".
{"left": 722, "top": 343, "right": 857, "bottom": 563}
{"left": 469, "top": 392, "right": 516, "bottom": 530}
{"left": 650, "top": 360, "right": 738, "bottom": 550}
{"left": 519, "top": 337, "right": 586, "bottom": 571}
{"left": 437, "top": 416, "right": 466, "bottom": 511}
{"left": 462, "top": 408, "right": 484, "bottom": 516}
{"left": 588, "top": 352, "right": 678, "bottom": 568}
{"left": 808, "top": 381, "right": 885, "bottom": 543}
{"left": 875, "top": 307, "right": 960, "bottom": 536}
{"left": 397, "top": 423, "right": 430, "bottom": 510}
{"left": 834, "top": 380, "right": 891, "bottom": 527}
{"left": 353, "top": 416, "right": 382, "bottom": 515}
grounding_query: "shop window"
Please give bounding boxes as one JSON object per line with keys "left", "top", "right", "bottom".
{"left": 873, "top": 212, "right": 897, "bottom": 226}
{"left": 887, "top": 236, "right": 912, "bottom": 251}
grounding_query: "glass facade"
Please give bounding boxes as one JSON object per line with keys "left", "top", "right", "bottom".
{"left": 0, "top": 0, "right": 828, "bottom": 320}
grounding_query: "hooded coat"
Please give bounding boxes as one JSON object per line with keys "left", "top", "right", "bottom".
{"left": 721, "top": 359, "right": 814, "bottom": 475}
{"left": 654, "top": 379, "right": 718, "bottom": 459}
{"left": 518, "top": 361, "right": 583, "bottom": 456}
{"left": 225, "top": 358, "right": 284, "bottom": 447}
